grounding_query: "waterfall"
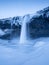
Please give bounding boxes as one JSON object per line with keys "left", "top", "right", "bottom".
{"left": 20, "top": 15, "right": 30, "bottom": 44}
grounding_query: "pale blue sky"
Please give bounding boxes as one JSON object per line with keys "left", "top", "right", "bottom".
{"left": 0, "top": 0, "right": 49, "bottom": 19}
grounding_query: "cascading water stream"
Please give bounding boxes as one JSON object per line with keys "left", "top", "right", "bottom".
{"left": 20, "top": 16, "right": 27, "bottom": 44}
{"left": 20, "top": 15, "right": 30, "bottom": 44}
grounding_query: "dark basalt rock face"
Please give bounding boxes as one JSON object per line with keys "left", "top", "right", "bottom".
{"left": 27, "top": 6, "right": 49, "bottom": 39}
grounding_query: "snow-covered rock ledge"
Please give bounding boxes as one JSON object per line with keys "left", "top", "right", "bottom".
{"left": 0, "top": 6, "right": 49, "bottom": 40}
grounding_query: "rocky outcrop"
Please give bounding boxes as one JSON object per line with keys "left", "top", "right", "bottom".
{"left": 0, "top": 16, "right": 21, "bottom": 39}
{"left": 0, "top": 6, "right": 49, "bottom": 39}
{"left": 27, "top": 6, "right": 49, "bottom": 39}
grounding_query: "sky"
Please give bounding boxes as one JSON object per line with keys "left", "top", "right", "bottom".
{"left": 0, "top": 0, "right": 49, "bottom": 19}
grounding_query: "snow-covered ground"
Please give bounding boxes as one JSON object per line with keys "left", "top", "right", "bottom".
{"left": 0, "top": 37, "right": 49, "bottom": 65}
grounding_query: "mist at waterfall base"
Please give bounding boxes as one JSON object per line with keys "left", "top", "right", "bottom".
{"left": 0, "top": 37, "right": 49, "bottom": 65}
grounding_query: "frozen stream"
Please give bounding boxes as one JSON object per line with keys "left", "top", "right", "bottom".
{"left": 0, "top": 37, "right": 49, "bottom": 65}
